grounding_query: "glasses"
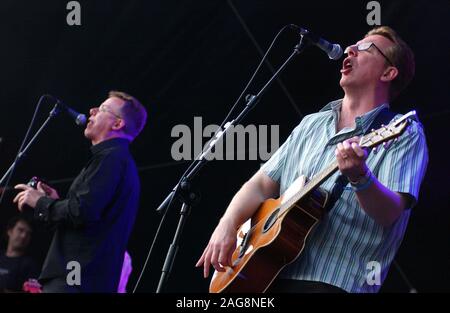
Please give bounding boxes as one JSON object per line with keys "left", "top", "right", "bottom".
{"left": 344, "top": 42, "right": 394, "bottom": 66}
{"left": 97, "top": 105, "right": 122, "bottom": 119}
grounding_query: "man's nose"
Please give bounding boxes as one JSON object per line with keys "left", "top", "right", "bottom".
{"left": 90, "top": 107, "right": 99, "bottom": 115}
{"left": 346, "top": 45, "right": 358, "bottom": 57}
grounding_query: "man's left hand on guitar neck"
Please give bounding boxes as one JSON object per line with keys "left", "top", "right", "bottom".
{"left": 335, "top": 136, "right": 369, "bottom": 182}
{"left": 335, "top": 136, "right": 408, "bottom": 227}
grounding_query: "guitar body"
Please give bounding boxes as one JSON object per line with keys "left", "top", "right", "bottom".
{"left": 209, "top": 175, "right": 329, "bottom": 293}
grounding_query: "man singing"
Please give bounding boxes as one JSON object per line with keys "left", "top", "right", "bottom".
{"left": 196, "top": 26, "right": 428, "bottom": 293}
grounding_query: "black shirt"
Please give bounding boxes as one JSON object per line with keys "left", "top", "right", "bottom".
{"left": 35, "top": 138, "right": 140, "bottom": 292}
{"left": 0, "top": 251, "right": 39, "bottom": 292}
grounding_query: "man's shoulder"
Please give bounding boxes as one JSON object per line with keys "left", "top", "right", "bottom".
{"left": 294, "top": 100, "right": 338, "bottom": 131}
{"left": 377, "top": 113, "right": 428, "bottom": 160}
{"left": 0, "top": 253, "right": 36, "bottom": 269}
{"left": 319, "top": 98, "right": 343, "bottom": 112}
{"left": 392, "top": 112, "right": 427, "bottom": 139}
{"left": 98, "top": 142, "right": 133, "bottom": 162}
{"left": 100, "top": 143, "right": 138, "bottom": 177}
{"left": 305, "top": 98, "right": 341, "bottom": 120}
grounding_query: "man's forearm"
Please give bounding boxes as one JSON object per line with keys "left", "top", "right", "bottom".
{"left": 355, "top": 177, "right": 407, "bottom": 227}
{"left": 221, "top": 182, "right": 267, "bottom": 229}
{"left": 221, "top": 173, "right": 279, "bottom": 229}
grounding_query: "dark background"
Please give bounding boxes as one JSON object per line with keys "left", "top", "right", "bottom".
{"left": 0, "top": 0, "right": 448, "bottom": 293}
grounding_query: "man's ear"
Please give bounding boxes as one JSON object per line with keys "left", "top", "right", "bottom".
{"left": 381, "top": 66, "right": 398, "bottom": 83}
{"left": 112, "top": 119, "right": 126, "bottom": 131}
{"left": 7, "top": 229, "right": 12, "bottom": 239}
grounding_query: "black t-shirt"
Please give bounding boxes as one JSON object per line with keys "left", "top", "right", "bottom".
{"left": 0, "top": 251, "right": 39, "bottom": 292}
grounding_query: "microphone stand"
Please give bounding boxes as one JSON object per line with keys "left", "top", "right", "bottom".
{"left": 0, "top": 101, "right": 62, "bottom": 201}
{"left": 155, "top": 38, "right": 309, "bottom": 293}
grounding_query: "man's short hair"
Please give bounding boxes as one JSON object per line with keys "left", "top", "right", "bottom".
{"left": 2, "top": 216, "right": 32, "bottom": 249}
{"left": 6, "top": 215, "right": 32, "bottom": 232}
{"left": 365, "top": 26, "right": 415, "bottom": 100}
{"left": 108, "top": 91, "right": 147, "bottom": 140}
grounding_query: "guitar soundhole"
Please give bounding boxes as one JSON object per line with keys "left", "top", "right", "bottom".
{"left": 263, "top": 208, "right": 280, "bottom": 233}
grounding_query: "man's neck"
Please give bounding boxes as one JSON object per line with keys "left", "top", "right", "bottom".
{"left": 91, "top": 134, "right": 131, "bottom": 146}
{"left": 6, "top": 246, "right": 24, "bottom": 258}
{"left": 339, "top": 88, "right": 389, "bottom": 130}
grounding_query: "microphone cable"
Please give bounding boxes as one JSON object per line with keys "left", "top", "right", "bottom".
{"left": 0, "top": 95, "right": 47, "bottom": 206}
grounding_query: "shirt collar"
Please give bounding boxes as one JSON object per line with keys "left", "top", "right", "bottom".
{"left": 90, "top": 137, "right": 130, "bottom": 155}
{"left": 321, "top": 98, "right": 390, "bottom": 134}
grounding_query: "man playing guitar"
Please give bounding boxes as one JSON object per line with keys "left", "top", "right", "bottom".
{"left": 196, "top": 26, "right": 428, "bottom": 293}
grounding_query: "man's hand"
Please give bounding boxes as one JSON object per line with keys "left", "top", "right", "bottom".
{"left": 13, "top": 184, "right": 46, "bottom": 211}
{"left": 195, "top": 218, "right": 238, "bottom": 278}
{"left": 37, "top": 182, "right": 60, "bottom": 199}
{"left": 335, "top": 136, "right": 369, "bottom": 181}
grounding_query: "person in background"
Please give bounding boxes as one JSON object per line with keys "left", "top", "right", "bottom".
{"left": 0, "top": 215, "right": 39, "bottom": 292}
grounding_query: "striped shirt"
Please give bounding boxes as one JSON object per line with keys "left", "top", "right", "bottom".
{"left": 261, "top": 99, "right": 428, "bottom": 292}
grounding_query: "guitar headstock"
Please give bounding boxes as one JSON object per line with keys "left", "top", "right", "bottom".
{"left": 359, "top": 110, "right": 417, "bottom": 149}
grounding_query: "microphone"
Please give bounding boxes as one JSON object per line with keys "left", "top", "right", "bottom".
{"left": 47, "top": 95, "right": 87, "bottom": 126}
{"left": 290, "top": 25, "right": 343, "bottom": 60}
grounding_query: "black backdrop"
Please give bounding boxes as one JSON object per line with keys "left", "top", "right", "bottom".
{"left": 0, "top": 0, "right": 448, "bottom": 293}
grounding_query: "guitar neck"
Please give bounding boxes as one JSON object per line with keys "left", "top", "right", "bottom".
{"left": 281, "top": 160, "right": 339, "bottom": 213}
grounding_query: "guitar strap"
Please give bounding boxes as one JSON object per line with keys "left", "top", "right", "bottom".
{"left": 326, "top": 107, "right": 397, "bottom": 211}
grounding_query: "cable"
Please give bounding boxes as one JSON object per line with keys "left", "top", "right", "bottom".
{"left": 0, "top": 95, "right": 47, "bottom": 206}
{"left": 227, "top": 0, "right": 303, "bottom": 117}
{"left": 131, "top": 203, "right": 170, "bottom": 293}
{"left": 174, "top": 24, "right": 293, "bottom": 185}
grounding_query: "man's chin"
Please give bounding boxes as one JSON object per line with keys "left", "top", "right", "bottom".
{"left": 84, "top": 129, "right": 92, "bottom": 140}
{"left": 339, "top": 75, "right": 354, "bottom": 88}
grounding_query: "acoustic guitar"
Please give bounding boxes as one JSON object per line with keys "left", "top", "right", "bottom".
{"left": 210, "top": 111, "right": 417, "bottom": 293}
